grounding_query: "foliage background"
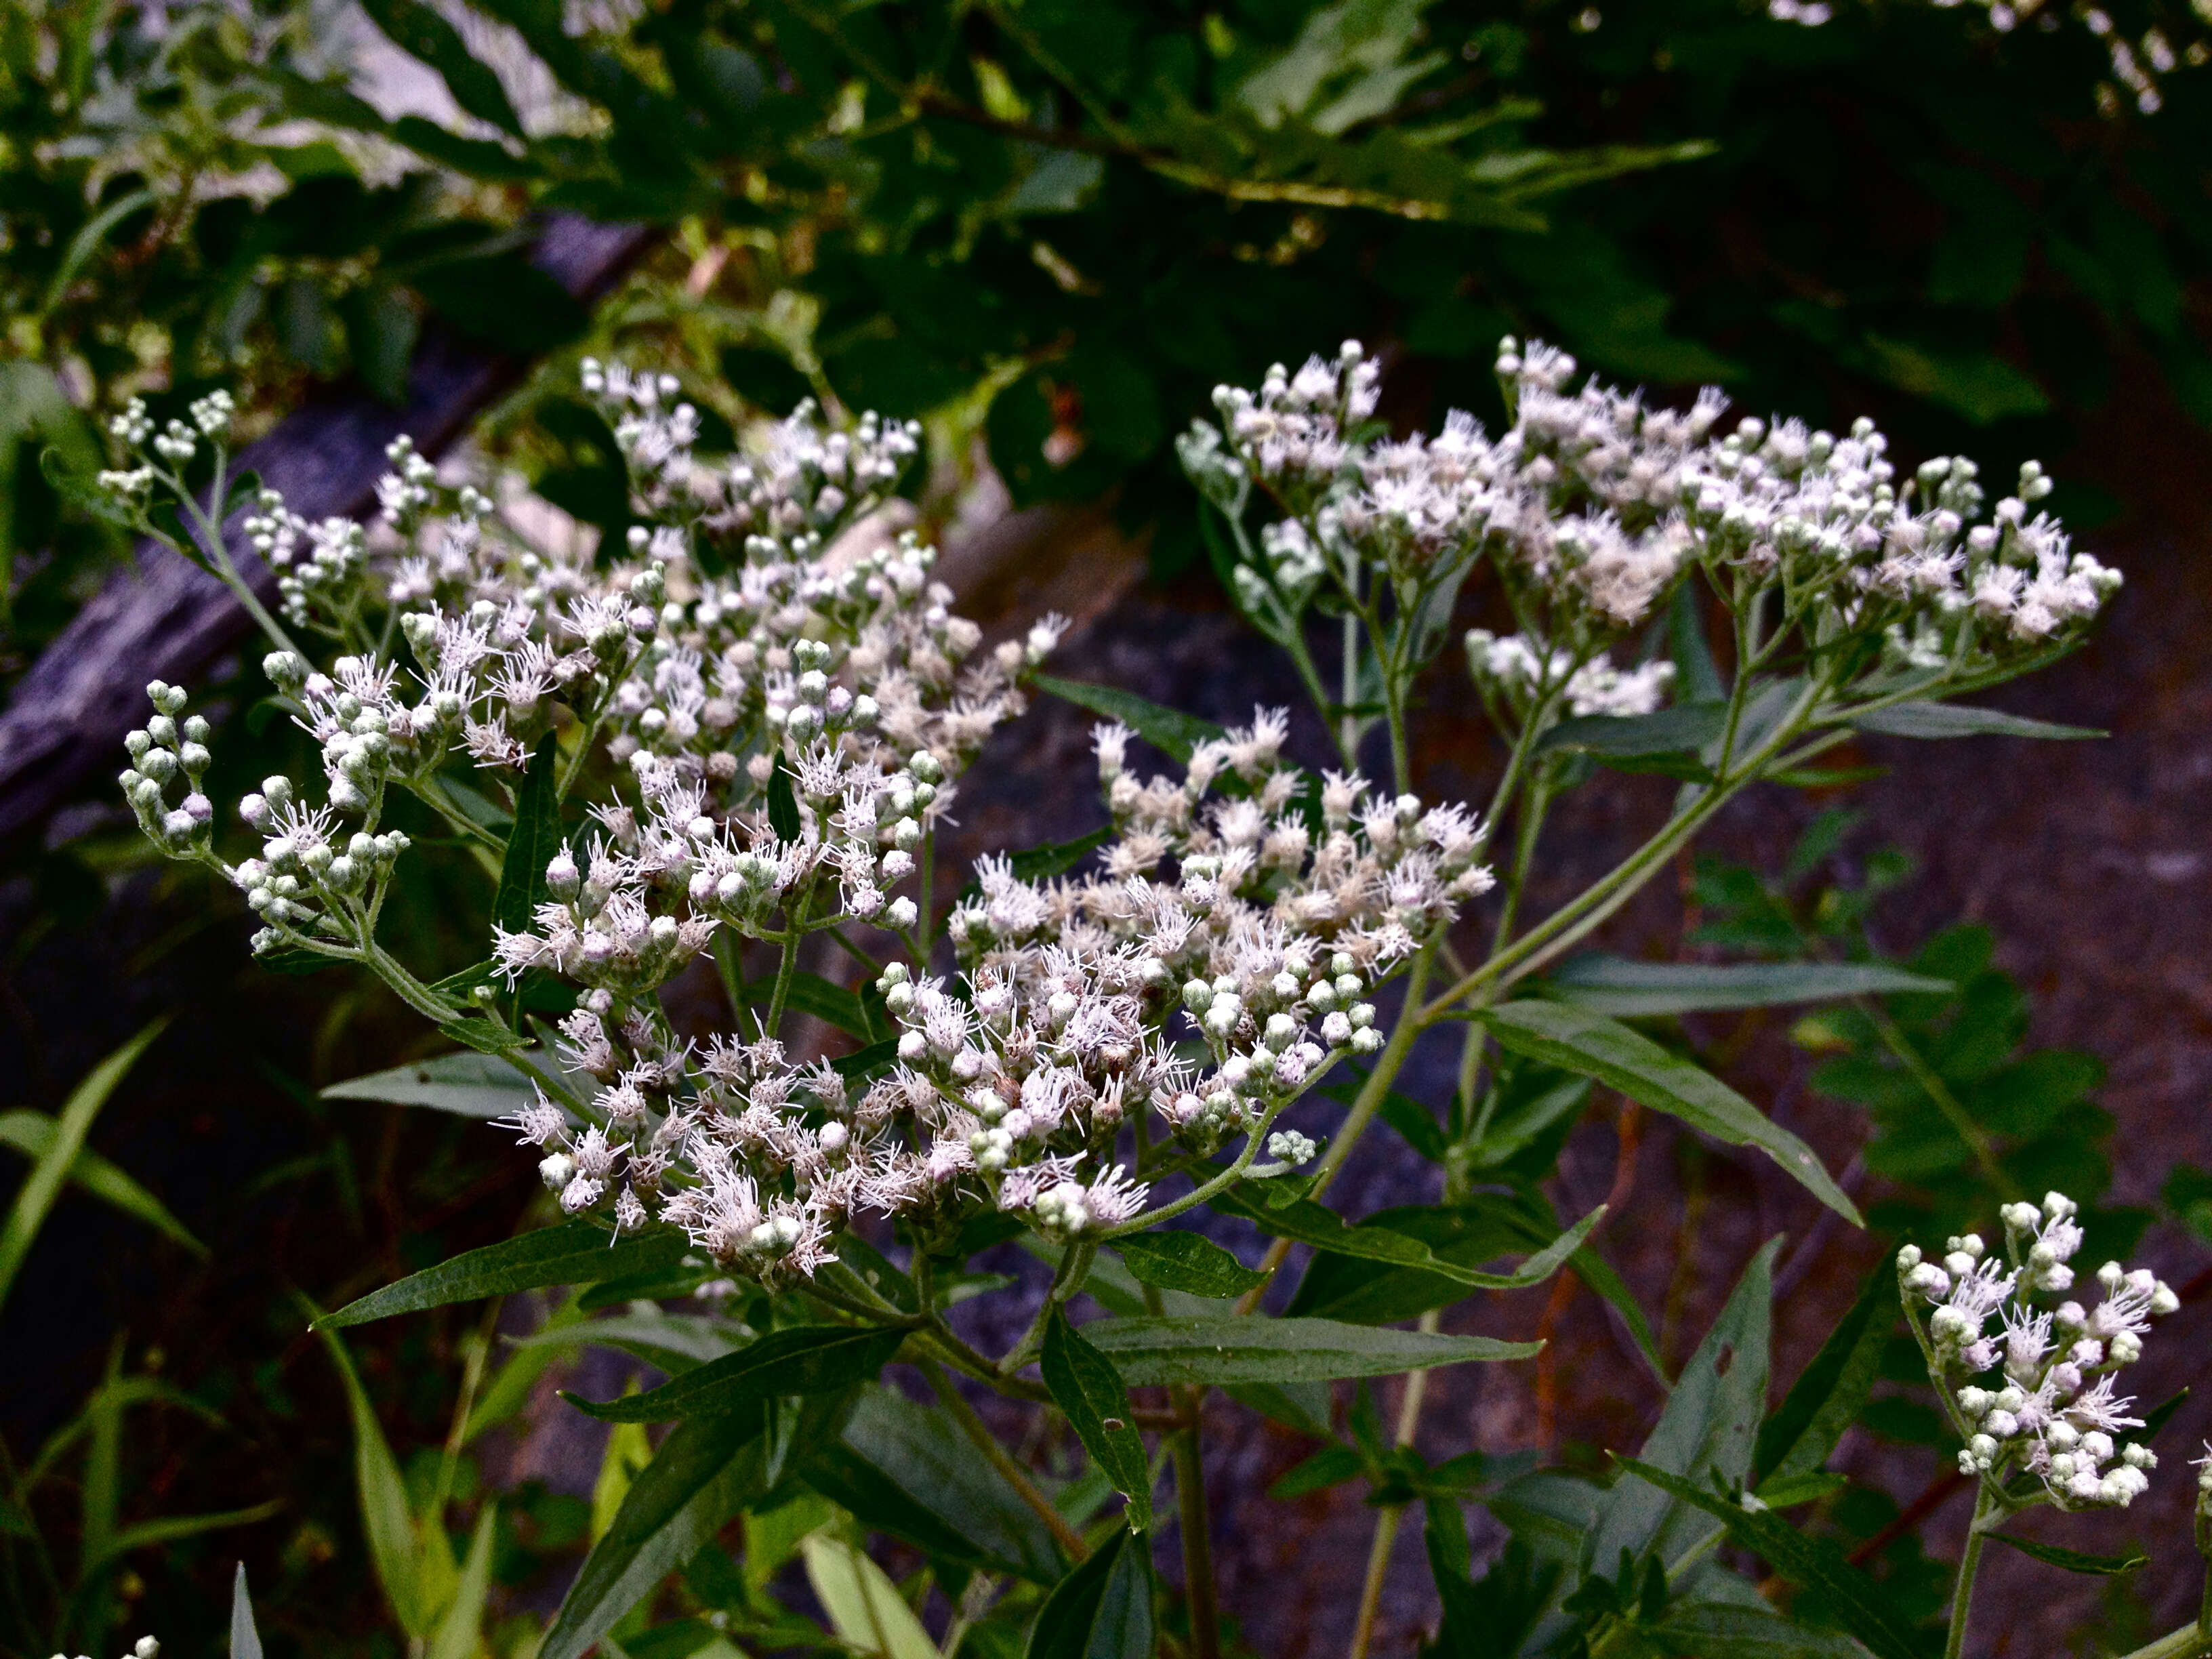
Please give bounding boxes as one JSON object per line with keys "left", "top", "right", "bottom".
{"left": 5, "top": 0, "right": 2212, "bottom": 1654}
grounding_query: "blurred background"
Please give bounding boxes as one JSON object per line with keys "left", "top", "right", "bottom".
{"left": 4, "top": 1, "right": 2212, "bottom": 1654}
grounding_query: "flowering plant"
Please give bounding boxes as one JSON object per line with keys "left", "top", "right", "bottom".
{"left": 94, "top": 333, "right": 2205, "bottom": 1659}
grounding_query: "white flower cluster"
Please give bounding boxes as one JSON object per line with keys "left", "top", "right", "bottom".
{"left": 491, "top": 708, "right": 1494, "bottom": 1282}
{"left": 1902, "top": 1192, "right": 2179, "bottom": 1509}
{"left": 1187, "top": 337, "right": 2120, "bottom": 684}
{"left": 51, "top": 1635, "right": 160, "bottom": 1659}
{"left": 1464, "top": 628, "right": 1677, "bottom": 720}
{"left": 117, "top": 682, "right": 216, "bottom": 849}
{"left": 123, "top": 365, "right": 1050, "bottom": 968}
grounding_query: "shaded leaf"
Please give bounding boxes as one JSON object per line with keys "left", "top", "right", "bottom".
{"left": 565, "top": 1325, "right": 904, "bottom": 1422}
{"left": 1033, "top": 674, "right": 1226, "bottom": 764}
{"left": 320, "top": 1220, "right": 691, "bottom": 1327}
{"left": 1080, "top": 1314, "right": 1538, "bottom": 1386}
{"left": 1646, "top": 1602, "right": 1864, "bottom": 1658}
{"left": 1984, "top": 1530, "right": 2146, "bottom": 1575}
{"left": 1024, "top": 1526, "right": 1154, "bottom": 1659}
{"left": 540, "top": 1412, "right": 767, "bottom": 1659}
{"left": 1480, "top": 1002, "right": 1860, "bottom": 1223}
{"left": 767, "top": 754, "right": 802, "bottom": 841}
{"left": 323, "top": 1049, "right": 558, "bottom": 1120}
{"left": 1755, "top": 1266, "right": 1893, "bottom": 1486}
{"left": 1042, "top": 1306, "right": 1153, "bottom": 1532}
{"left": 1845, "top": 703, "right": 2102, "bottom": 741}
{"left": 1115, "top": 1231, "right": 1269, "bottom": 1298}
{"left": 1217, "top": 1186, "right": 1602, "bottom": 1290}
{"left": 315, "top": 1322, "right": 432, "bottom": 1635}
{"left": 801, "top": 1532, "right": 940, "bottom": 1658}
{"left": 1544, "top": 956, "right": 1949, "bottom": 1017}
{"left": 491, "top": 734, "right": 562, "bottom": 938}
{"left": 0, "top": 1107, "right": 204, "bottom": 1254}
{"left": 1538, "top": 702, "right": 1727, "bottom": 757}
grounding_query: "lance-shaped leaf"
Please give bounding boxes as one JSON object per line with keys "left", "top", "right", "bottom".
{"left": 1538, "top": 702, "right": 1728, "bottom": 757}
{"left": 315, "top": 1320, "right": 435, "bottom": 1636}
{"left": 802, "top": 1533, "right": 940, "bottom": 1659}
{"left": 539, "top": 1410, "right": 768, "bottom": 1659}
{"left": 0, "top": 1107, "right": 204, "bottom": 1255}
{"left": 1845, "top": 702, "right": 2103, "bottom": 740}
{"left": 1080, "top": 1315, "right": 1538, "bottom": 1386}
{"left": 1589, "top": 1240, "right": 1778, "bottom": 1574}
{"left": 1645, "top": 1603, "right": 1865, "bottom": 1658}
{"left": 1755, "top": 1265, "right": 1894, "bottom": 1488}
{"left": 1479, "top": 1002, "right": 1860, "bottom": 1223}
{"left": 1218, "top": 1186, "right": 1603, "bottom": 1290}
{"left": 1033, "top": 674, "right": 1227, "bottom": 764}
{"left": 1543, "top": 955, "right": 1949, "bottom": 1017}
{"left": 1115, "top": 1231, "right": 1269, "bottom": 1298}
{"left": 1042, "top": 1306, "right": 1152, "bottom": 1532}
{"left": 320, "top": 1220, "right": 692, "bottom": 1328}
{"left": 804, "top": 1387, "right": 1065, "bottom": 1582}
{"left": 1023, "top": 1525, "right": 1155, "bottom": 1659}
{"left": 1984, "top": 1531, "right": 2147, "bottom": 1575}
{"left": 767, "top": 754, "right": 802, "bottom": 840}
{"left": 508, "top": 1309, "right": 745, "bottom": 1371}
{"left": 565, "top": 1324, "right": 905, "bottom": 1422}
{"left": 322, "top": 1049, "right": 565, "bottom": 1120}
{"left": 230, "top": 1563, "right": 264, "bottom": 1659}
{"left": 491, "top": 735, "right": 562, "bottom": 937}
{"left": 1611, "top": 1457, "right": 1921, "bottom": 1659}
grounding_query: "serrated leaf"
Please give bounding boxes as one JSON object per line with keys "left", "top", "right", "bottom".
{"left": 1218, "top": 1187, "right": 1602, "bottom": 1290}
{"left": 1115, "top": 1232, "right": 1269, "bottom": 1298}
{"left": 491, "top": 734, "right": 562, "bottom": 939}
{"left": 1479, "top": 1002, "right": 1860, "bottom": 1223}
{"left": 1984, "top": 1530, "right": 2146, "bottom": 1574}
{"left": 1042, "top": 1306, "right": 1153, "bottom": 1532}
{"left": 1646, "top": 1602, "right": 1864, "bottom": 1658}
{"left": 1845, "top": 702, "right": 2102, "bottom": 740}
{"left": 323, "top": 1049, "right": 559, "bottom": 1120}
{"left": 767, "top": 754, "right": 802, "bottom": 841}
{"left": 1033, "top": 674, "right": 1227, "bottom": 764}
{"left": 804, "top": 1387, "right": 1065, "bottom": 1582}
{"left": 564, "top": 1324, "right": 904, "bottom": 1422}
{"left": 1080, "top": 1315, "right": 1538, "bottom": 1386}
{"left": 1611, "top": 1456, "right": 1923, "bottom": 1659}
{"left": 319, "top": 1220, "right": 691, "bottom": 1328}
{"left": 1544, "top": 956, "right": 1950, "bottom": 1017}
{"left": 1538, "top": 702, "right": 1728, "bottom": 756}
{"left": 1591, "top": 1240, "right": 1778, "bottom": 1574}
{"left": 1755, "top": 1266, "right": 1894, "bottom": 1486}
{"left": 1023, "top": 1526, "right": 1154, "bottom": 1659}
{"left": 539, "top": 1412, "right": 767, "bottom": 1659}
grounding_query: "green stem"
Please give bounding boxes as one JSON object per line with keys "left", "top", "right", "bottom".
{"left": 1348, "top": 1307, "right": 1441, "bottom": 1659}
{"left": 1173, "top": 1400, "right": 1222, "bottom": 1659}
{"left": 167, "top": 456, "right": 304, "bottom": 659}
{"left": 1943, "top": 1494, "right": 1996, "bottom": 1659}
{"left": 2114, "top": 1626, "right": 2212, "bottom": 1659}
{"left": 762, "top": 909, "right": 808, "bottom": 1038}
{"left": 918, "top": 1360, "right": 1090, "bottom": 1561}
{"left": 713, "top": 929, "right": 748, "bottom": 1027}
{"left": 1098, "top": 1099, "right": 1295, "bottom": 1237}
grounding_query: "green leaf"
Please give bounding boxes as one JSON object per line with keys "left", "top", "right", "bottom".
{"left": 565, "top": 1325, "right": 905, "bottom": 1422}
{"left": 1645, "top": 1602, "right": 1864, "bottom": 1658}
{"left": 1538, "top": 702, "right": 1727, "bottom": 756}
{"left": 492, "top": 735, "right": 562, "bottom": 938}
{"left": 1590, "top": 1240, "right": 1779, "bottom": 1575}
{"left": 1755, "top": 1266, "right": 1894, "bottom": 1486}
{"left": 427, "top": 1505, "right": 498, "bottom": 1659}
{"left": 540, "top": 1412, "right": 768, "bottom": 1659}
{"left": 1033, "top": 674, "right": 1227, "bottom": 764}
{"left": 803, "top": 1387, "right": 1065, "bottom": 1582}
{"left": 508, "top": 1310, "right": 745, "bottom": 1370}
{"left": 230, "top": 1563, "right": 264, "bottom": 1659}
{"left": 957, "top": 826, "right": 1115, "bottom": 905}
{"left": 359, "top": 0, "right": 527, "bottom": 136}
{"left": 1224, "top": 1380, "right": 1334, "bottom": 1438}
{"left": 1023, "top": 1527, "right": 1155, "bottom": 1659}
{"left": 800, "top": 1532, "right": 941, "bottom": 1659}
{"left": 0, "top": 1107, "right": 204, "bottom": 1254}
{"left": 1479, "top": 1002, "right": 1860, "bottom": 1223}
{"left": 1983, "top": 1530, "right": 2146, "bottom": 1574}
{"left": 1115, "top": 1232, "right": 1269, "bottom": 1298}
{"left": 1042, "top": 1307, "right": 1153, "bottom": 1532}
{"left": 0, "top": 1017, "right": 167, "bottom": 1313}
{"left": 1284, "top": 1198, "right": 1565, "bottom": 1326}
{"left": 1844, "top": 703, "right": 2104, "bottom": 741}
{"left": 1080, "top": 1315, "right": 1538, "bottom": 1386}
{"left": 1611, "top": 1457, "right": 1923, "bottom": 1659}
{"left": 748, "top": 969, "right": 875, "bottom": 1040}
{"left": 322, "top": 1049, "right": 558, "bottom": 1120}
{"left": 1268, "top": 1443, "right": 1366, "bottom": 1499}
{"left": 767, "top": 754, "right": 802, "bottom": 840}
{"left": 319, "top": 1220, "right": 692, "bottom": 1327}
{"left": 1543, "top": 956, "right": 1950, "bottom": 1017}
{"left": 1571, "top": 1246, "right": 1670, "bottom": 1389}
{"left": 315, "top": 1320, "right": 432, "bottom": 1635}
{"left": 1218, "top": 1186, "right": 1603, "bottom": 1290}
